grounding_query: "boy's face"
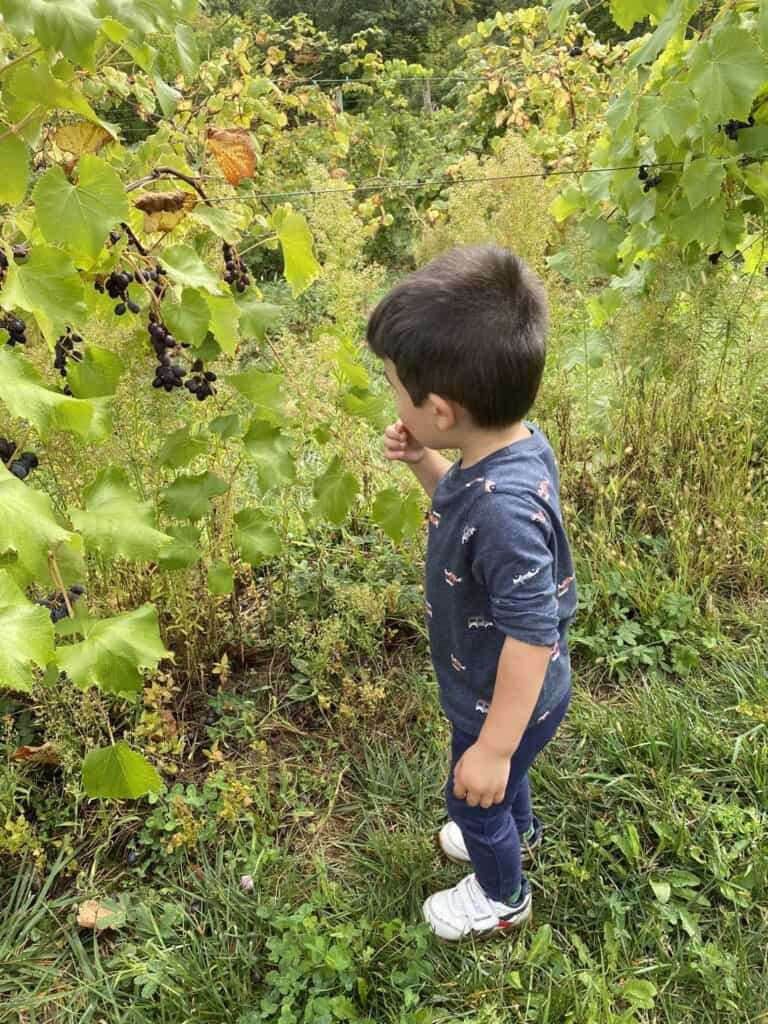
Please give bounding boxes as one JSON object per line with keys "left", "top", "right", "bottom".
{"left": 381, "top": 358, "right": 459, "bottom": 449}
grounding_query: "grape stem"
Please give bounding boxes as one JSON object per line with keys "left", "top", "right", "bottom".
{"left": 47, "top": 551, "right": 74, "bottom": 619}
{"left": 125, "top": 165, "right": 209, "bottom": 202}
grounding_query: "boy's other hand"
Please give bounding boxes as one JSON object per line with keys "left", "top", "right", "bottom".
{"left": 384, "top": 420, "right": 426, "bottom": 464}
{"left": 453, "top": 742, "right": 511, "bottom": 808}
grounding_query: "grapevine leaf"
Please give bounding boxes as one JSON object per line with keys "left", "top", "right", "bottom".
{"left": 681, "top": 156, "right": 725, "bottom": 210}
{"left": 549, "top": 0, "right": 575, "bottom": 32}
{"left": 0, "top": 135, "right": 29, "bottom": 205}
{"left": 0, "top": 348, "right": 97, "bottom": 439}
{"left": 638, "top": 84, "right": 698, "bottom": 140}
{"left": 1, "top": 244, "right": 87, "bottom": 342}
{"left": 160, "top": 244, "right": 222, "bottom": 295}
{"left": 57, "top": 603, "right": 171, "bottom": 697}
{"left": 207, "top": 561, "right": 234, "bottom": 595}
{"left": 157, "top": 525, "right": 202, "bottom": 570}
{"left": 153, "top": 74, "right": 182, "bottom": 117}
{"left": 206, "top": 128, "right": 256, "bottom": 187}
{"left": 608, "top": 0, "right": 666, "bottom": 32}
{"left": 69, "top": 467, "right": 173, "bottom": 562}
{"left": 157, "top": 427, "right": 207, "bottom": 469}
{"left": 226, "top": 369, "right": 286, "bottom": 424}
{"left": 687, "top": 25, "right": 767, "bottom": 120}
{"left": 66, "top": 345, "right": 124, "bottom": 399}
{"left": 312, "top": 456, "right": 359, "bottom": 524}
{"left": 189, "top": 204, "right": 243, "bottom": 237}
{"left": 0, "top": 464, "right": 77, "bottom": 584}
{"left": 209, "top": 413, "right": 242, "bottom": 439}
{"left": 175, "top": 24, "right": 200, "bottom": 78}
{"left": 236, "top": 295, "right": 282, "bottom": 343}
{"left": 81, "top": 740, "right": 163, "bottom": 799}
{"left": 0, "top": 571, "right": 55, "bottom": 694}
{"left": 233, "top": 508, "right": 281, "bottom": 566}
{"left": 161, "top": 471, "right": 228, "bottom": 520}
{"left": 242, "top": 419, "right": 295, "bottom": 492}
{"left": 5, "top": 61, "right": 103, "bottom": 128}
{"left": 671, "top": 196, "right": 726, "bottom": 248}
{"left": 205, "top": 293, "right": 240, "bottom": 355}
{"left": 372, "top": 487, "right": 424, "bottom": 543}
{"left": 162, "top": 288, "right": 210, "bottom": 347}
{"left": 33, "top": 156, "right": 128, "bottom": 266}
{"left": 338, "top": 387, "right": 389, "bottom": 430}
{"left": 3, "top": 0, "right": 100, "bottom": 68}
{"left": 271, "top": 209, "right": 321, "bottom": 296}
{"left": 628, "top": 0, "right": 685, "bottom": 69}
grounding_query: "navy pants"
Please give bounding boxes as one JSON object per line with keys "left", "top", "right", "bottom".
{"left": 445, "top": 687, "right": 572, "bottom": 903}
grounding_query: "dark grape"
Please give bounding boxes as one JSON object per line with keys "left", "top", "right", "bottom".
{"left": 1, "top": 312, "right": 27, "bottom": 346}
{"left": 127, "top": 299, "right": 140, "bottom": 314}
{"left": 637, "top": 164, "right": 649, "bottom": 181}
{"left": 20, "top": 451, "right": 39, "bottom": 469}
{"left": 708, "top": 251, "right": 722, "bottom": 265}
{"left": 126, "top": 849, "right": 139, "bottom": 866}
{"left": 9, "top": 461, "right": 28, "bottom": 480}
{"left": 568, "top": 45, "right": 583, "bottom": 56}
{"left": 115, "top": 302, "right": 127, "bottom": 316}
{"left": 69, "top": 583, "right": 85, "bottom": 596}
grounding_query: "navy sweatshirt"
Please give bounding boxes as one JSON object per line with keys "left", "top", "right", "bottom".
{"left": 425, "top": 421, "right": 577, "bottom": 736}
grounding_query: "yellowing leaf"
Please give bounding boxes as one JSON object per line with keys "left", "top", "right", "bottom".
{"left": 54, "top": 122, "right": 115, "bottom": 157}
{"left": 134, "top": 191, "right": 196, "bottom": 234}
{"left": 206, "top": 128, "right": 256, "bottom": 187}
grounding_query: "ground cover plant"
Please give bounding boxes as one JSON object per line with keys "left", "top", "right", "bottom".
{"left": 0, "top": 0, "right": 766, "bottom": 1020}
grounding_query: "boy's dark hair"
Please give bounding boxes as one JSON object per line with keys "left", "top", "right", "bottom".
{"left": 367, "top": 244, "right": 548, "bottom": 428}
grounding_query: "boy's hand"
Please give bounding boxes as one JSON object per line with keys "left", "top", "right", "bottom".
{"left": 453, "top": 741, "right": 511, "bottom": 808}
{"left": 384, "top": 420, "right": 426, "bottom": 464}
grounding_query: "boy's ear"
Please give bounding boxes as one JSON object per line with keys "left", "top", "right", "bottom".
{"left": 426, "top": 392, "right": 459, "bottom": 431}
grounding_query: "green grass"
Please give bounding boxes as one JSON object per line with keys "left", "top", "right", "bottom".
{"left": 3, "top": 643, "right": 766, "bottom": 1023}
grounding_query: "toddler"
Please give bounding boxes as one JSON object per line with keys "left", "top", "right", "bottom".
{"left": 367, "top": 244, "right": 577, "bottom": 941}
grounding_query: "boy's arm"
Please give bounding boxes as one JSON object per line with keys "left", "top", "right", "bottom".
{"left": 408, "top": 448, "right": 453, "bottom": 498}
{"left": 452, "top": 639, "right": 551, "bottom": 808}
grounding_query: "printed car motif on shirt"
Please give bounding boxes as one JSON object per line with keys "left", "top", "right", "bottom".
{"left": 531, "top": 510, "right": 547, "bottom": 524}
{"left": 444, "top": 569, "right": 463, "bottom": 586}
{"left": 512, "top": 566, "right": 542, "bottom": 586}
{"left": 538, "top": 478, "right": 551, "bottom": 500}
{"left": 557, "top": 575, "right": 575, "bottom": 598}
{"left": 461, "top": 525, "right": 477, "bottom": 544}
{"left": 475, "top": 699, "right": 490, "bottom": 715}
{"left": 468, "top": 615, "right": 494, "bottom": 629}
{"left": 425, "top": 599, "right": 433, "bottom": 618}
{"left": 428, "top": 510, "right": 441, "bottom": 527}
{"left": 551, "top": 639, "right": 560, "bottom": 661}
{"left": 450, "top": 654, "right": 466, "bottom": 672}
{"left": 464, "top": 477, "right": 497, "bottom": 493}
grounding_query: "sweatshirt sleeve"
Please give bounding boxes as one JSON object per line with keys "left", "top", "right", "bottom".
{"left": 468, "top": 493, "right": 559, "bottom": 647}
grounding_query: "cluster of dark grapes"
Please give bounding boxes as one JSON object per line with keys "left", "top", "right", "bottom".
{"left": 708, "top": 251, "right": 723, "bottom": 265}
{"left": 222, "top": 242, "right": 250, "bottom": 293}
{"left": 0, "top": 311, "right": 27, "bottom": 346}
{"left": 0, "top": 436, "right": 39, "bottom": 481}
{"left": 719, "top": 116, "right": 754, "bottom": 141}
{"left": 36, "top": 584, "right": 85, "bottom": 623}
{"left": 54, "top": 327, "right": 84, "bottom": 384}
{"left": 638, "top": 165, "right": 663, "bottom": 192}
{"left": 185, "top": 358, "right": 217, "bottom": 401}
{"left": 0, "top": 248, "right": 7, "bottom": 287}
{"left": 95, "top": 267, "right": 142, "bottom": 316}
{"left": 568, "top": 45, "right": 583, "bottom": 56}
{"left": 148, "top": 312, "right": 188, "bottom": 393}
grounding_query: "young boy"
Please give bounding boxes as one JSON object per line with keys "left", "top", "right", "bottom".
{"left": 367, "top": 243, "right": 577, "bottom": 942}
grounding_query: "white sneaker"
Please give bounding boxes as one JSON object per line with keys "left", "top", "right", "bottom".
{"left": 422, "top": 873, "right": 532, "bottom": 942}
{"left": 439, "top": 816, "right": 542, "bottom": 865}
